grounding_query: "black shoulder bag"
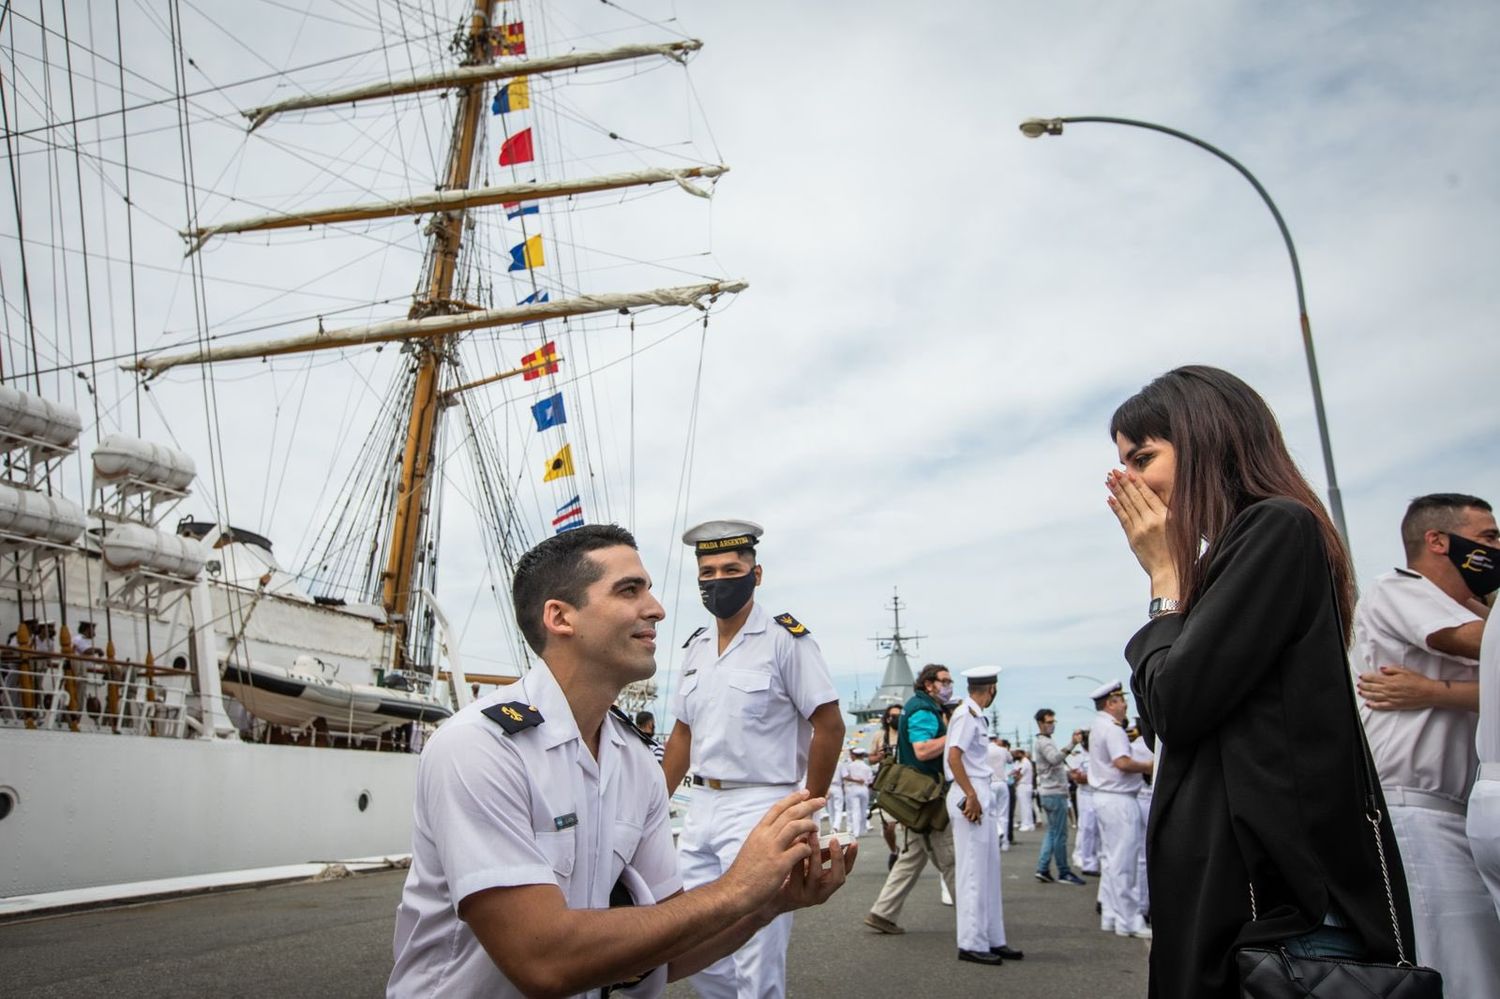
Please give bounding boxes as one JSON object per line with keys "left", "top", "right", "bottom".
{"left": 1235, "top": 572, "right": 1443, "bottom": 998}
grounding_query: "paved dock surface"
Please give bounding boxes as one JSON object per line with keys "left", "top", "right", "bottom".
{"left": 1, "top": 825, "right": 1148, "bottom": 997}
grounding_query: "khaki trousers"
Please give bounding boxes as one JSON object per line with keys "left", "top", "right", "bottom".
{"left": 869, "top": 820, "right": 956, "bottom": 923}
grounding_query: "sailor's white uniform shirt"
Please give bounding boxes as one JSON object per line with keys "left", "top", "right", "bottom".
{"left": 669, "top": 603, "right": 838, "bottom": 785}
{"left": 942, "top": 697, "right": 994, "bottom": 784}
{"left": 1088, "top": 712, "right": 1144, "bottom": 794}
{"left": 388, "top": 663, "right": 681, "bottom": 998}
{"left": 1354, "top": 568, "right": 1483, "bottom": 803}
{"left": 844, "top": 759, "right": 874, "bottom": 787}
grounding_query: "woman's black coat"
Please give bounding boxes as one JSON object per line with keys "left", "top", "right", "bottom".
{"left": 1125, "top": 497, "right": 1416, "bottom": 999}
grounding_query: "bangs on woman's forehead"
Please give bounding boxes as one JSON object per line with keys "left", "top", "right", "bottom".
{"left": 1109, "top": 387, "right": 1172, "bottom": 447}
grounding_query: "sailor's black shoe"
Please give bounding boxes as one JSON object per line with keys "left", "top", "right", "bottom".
{"left": 990, "top": 946, "right": 1025, "bottom": 960}
{"left": 958, "top": 949, "right": 1003, "bottom": 965}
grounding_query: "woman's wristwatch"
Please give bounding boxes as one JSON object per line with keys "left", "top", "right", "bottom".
{"left": 1148, "top": 597, "right": 1182, "bottom": 619}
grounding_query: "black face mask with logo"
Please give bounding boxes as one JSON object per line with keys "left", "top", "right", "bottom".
{"left": 1446, "top": 533, "right": 1500, "bottom": 597}
{"left": 699, "top": 572, "right": 757, "bottom": 619}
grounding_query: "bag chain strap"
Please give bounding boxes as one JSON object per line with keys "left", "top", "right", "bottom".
{"left": 1243, "top": 564, "right": 1410, "bottom": 967}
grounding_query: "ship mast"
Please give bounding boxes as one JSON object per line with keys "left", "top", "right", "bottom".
{"left": 381, "top": 0, "right": 492, "bottom": 670}
{"left": 122, "top": 4, "right": 746, "bottom": 673}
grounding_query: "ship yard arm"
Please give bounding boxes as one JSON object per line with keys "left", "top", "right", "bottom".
{"left": 801, "top": 700, "right": 846, "bottom": 799}
{"left": 459, "top": 794, "right": 855, "bottom": 998}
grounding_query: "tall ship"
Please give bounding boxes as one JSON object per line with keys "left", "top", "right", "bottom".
{"left": 0, "top": 0, "right": 741, "bottom": 897}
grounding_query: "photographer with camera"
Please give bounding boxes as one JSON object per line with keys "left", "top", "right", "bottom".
{"left": 863, "top": 664, "right": 957, "bottom": 935}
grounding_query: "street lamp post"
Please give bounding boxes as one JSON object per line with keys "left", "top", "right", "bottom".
{"left": 1019, "top": 116, "right": 1350, "bottom": 554}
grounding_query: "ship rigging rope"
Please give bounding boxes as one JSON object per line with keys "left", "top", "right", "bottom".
{"left": 0, "top": 3, "right": 455, "bottom": 143}
{"left": 656, "top": 314, "right": 711, "bottom": 717}
{"left": 54, "top": 0, "right": 113, "bottom": 631}
{"left": 0, "top": 5, "right": 45, "bottom": 393}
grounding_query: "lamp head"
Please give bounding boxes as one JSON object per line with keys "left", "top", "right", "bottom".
{"left": 1019, "top": 117, "right": 1065, "bottom": 138}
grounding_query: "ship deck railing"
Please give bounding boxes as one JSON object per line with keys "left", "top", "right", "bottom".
{"left": 0, "top": 646, "right": 191, "bottom": 737}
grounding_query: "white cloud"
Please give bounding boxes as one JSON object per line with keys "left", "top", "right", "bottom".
{"left": 4, "top": 0, "right": 1497, "bottom": 737}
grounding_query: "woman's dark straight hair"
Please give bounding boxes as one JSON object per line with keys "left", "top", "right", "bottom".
{"left": 1109, "top": 365, "right": 1354, "bottom": 642}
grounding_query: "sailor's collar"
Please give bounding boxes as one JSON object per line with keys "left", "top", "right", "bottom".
{"left": 514, "top": 663, "right": 627, "bottom": 751}
{"left": 739, "top": 602, "right": 769, "bottom": 635}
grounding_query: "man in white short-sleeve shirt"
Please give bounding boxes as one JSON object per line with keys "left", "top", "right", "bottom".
{"left": 1088, "top": 680, "right": 1152, "bottom": 940}
{"left": 388, "top": 525, "right": 854, "bottom": 998}
{"left": 1353, "top": 493, "right": 1499, "bottom": 997}
{"left": 944, "top": 667, "right": 1023, "bottom": 966}
{"left": 1471, "top": 610, "right": 1500, "bottom": 921}
{"left": 662, "top": 519, "right": 844, "bottom": 999}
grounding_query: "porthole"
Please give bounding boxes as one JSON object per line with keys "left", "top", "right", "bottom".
{"left": 0, "top": 787, "right": 16, "bottom": 821}
{"left": 357, "top": 790, "right": 371, "bottom": 813}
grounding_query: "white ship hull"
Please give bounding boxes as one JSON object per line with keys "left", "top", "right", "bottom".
{"left": 1, "top": 544, "right": 452, "bottom": 898}
{"left": 1, "top": 728, "right": 417, "bottom": 897}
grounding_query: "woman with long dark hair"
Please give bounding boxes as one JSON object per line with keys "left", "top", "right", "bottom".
{"left": 1105, "top": 365, "right": 1416, "bottom": 999}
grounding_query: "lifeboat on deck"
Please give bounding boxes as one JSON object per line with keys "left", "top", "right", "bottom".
{"left": 220, "top": 654, "right": 452, "bottom": 733}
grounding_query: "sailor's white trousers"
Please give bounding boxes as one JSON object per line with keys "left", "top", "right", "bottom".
{"left": 1388, "top": 791, "right": 1500, "bottom": 999}
{"left": 1093, "top": 789, "right": 1145, "bottom": 934}
{"left": 679, "top": 783, "right": 797, "bottom": 999}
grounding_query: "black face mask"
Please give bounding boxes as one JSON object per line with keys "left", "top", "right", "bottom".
{"left": 1446, "top": 533, "right": 1500, "bottom": 597}
{"left": 699, "top": 572, "right": 756, "bottom": 619}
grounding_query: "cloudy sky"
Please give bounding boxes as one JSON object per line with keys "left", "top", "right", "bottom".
{"left": 4, "top": 1, "right": 1498, "bottom": 740}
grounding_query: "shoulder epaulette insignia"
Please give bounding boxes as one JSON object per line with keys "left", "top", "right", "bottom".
{"left": 682, "top": 625, "right": 708, "bottom": 649}
{"left": 774, "top": 612, "right": 809, "bottom": 637}
{"left": 968, "top": 705, "right": 979, "bottom": 717}
{"left": 609, "top": 705, "right": 658, "bottom": 749}
{"left": 482, "top": 701, "right": 544, "bottom": 734}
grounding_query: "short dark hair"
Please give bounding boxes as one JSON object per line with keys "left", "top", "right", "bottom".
{"left": 1034, "top": 708, "right": 1055, "bottom": 724}
{"left": 635, "top": 710, "right": 655, "bottom": 728}
{"left": 512, "top": 524, "right": 639, "bottom": 655}
{"left": 914, "top": 663, "right": 949, "bottom": 693}
{"left": 1401, "top": 493, "right": 1492, "bottom": 561}
{"left": 695, "top": 548, "right": 756, "bottom": 567}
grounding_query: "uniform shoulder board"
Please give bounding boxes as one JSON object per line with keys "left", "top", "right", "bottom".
{"left": 774, "top": 612, "right": 809, "bottom": 637}
{"left": 481, "top": 701, "right": 544, "bottom": 734}
{"left": 609, "top": 705, "right": 658, "bottom": 750}
{"left": 682, "top": 625, "right": 708, "bottom": 649}
{"left": 968, "top": 705, "right": 980, "bottom": 717}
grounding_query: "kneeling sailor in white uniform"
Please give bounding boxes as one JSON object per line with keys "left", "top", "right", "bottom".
{"left": 662, "top": 519, "right": 845, "bottom": 999}
{"left": 1088, "top": 680, "right": 1153, "bottom": 939}
{"left": 387, "top": 525, "right": 855, "bottom": 998}
{"left": 945, "top": 666, "right": 1024, "bottom": 966}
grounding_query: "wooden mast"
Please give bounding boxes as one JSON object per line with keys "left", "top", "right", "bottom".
{"left": 381, "top": 0, "right": 492, "bottom": 670}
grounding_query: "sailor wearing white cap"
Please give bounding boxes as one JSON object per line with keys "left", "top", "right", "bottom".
{"left": 1088, "top": 680, "right": 1153, "bottom": 939}
{"left": 945, "top": 666, "right": 1023, "bottom": 965}
{"left": 662, "top": 519, "right": 844, "bottom": 999}
{"left": 843, "top": 748, "right": 874, "bottom": 839}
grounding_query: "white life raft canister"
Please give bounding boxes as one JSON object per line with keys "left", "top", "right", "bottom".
{"left": 0, "top": 482, "right": 86, "bottom": 545}
{"left": 0, "top": 385, "right": 83, "bottom": 449}
{"left": 101, "top": 522, "right": 208, "bottom": 578}
{"left": 92, "top": 434, "right": 196, "bottom": 492}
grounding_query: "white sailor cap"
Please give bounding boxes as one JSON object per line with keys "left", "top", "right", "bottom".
{"left": 962, "top": 666, "right": 1001, "bottom": 685}
{"left": 682, "top": 519, "right": 764, "bottom": 556}
{"left": 851, "top": 747, "right": 868, "bottom": 756}
{"left": 1089, "top": 679, "right": 1124, "bottom": 701}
